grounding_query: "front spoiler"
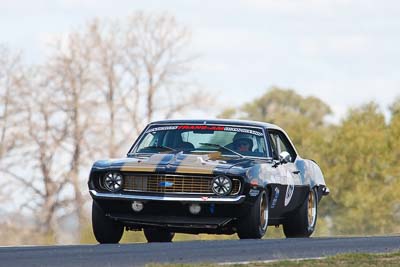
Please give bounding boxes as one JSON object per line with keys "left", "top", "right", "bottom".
{"left": 89, "top": 190, "right": 246, "bottom": 204}
{"left": 108, "top": 213, "right": 233, "bottom": 229}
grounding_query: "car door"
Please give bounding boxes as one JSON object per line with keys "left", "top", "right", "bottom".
{"left": 268, "top": 130, "right": 301, "bottom": 208}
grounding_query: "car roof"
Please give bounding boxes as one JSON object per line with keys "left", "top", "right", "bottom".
{"left": 149, "top": 119, "right": 283, "bottom": 131}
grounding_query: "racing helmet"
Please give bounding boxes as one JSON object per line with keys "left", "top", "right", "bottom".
{"left": 232, "top": 133, "right": 253, "bottom": 151}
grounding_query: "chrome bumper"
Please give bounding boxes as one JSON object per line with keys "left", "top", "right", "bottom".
{"left": 89, "top": 190, "right": 245, "bottom": 203}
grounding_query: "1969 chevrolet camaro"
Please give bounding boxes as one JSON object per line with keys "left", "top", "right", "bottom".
{"left": 88, "top": 119, "right": 329, "bottom": 243}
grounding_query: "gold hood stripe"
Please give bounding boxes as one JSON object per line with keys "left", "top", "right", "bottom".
{"left": 175, "top": 166, "right": 215, "bottom": 174}
{"left": 120, "top": 154, "right": 219, "bottom": 174}
{"left": 121, "top": 162, "right": 157, "bottom": 172}
{"left": 121, "top": 165, "right": 157, "bottom": 172}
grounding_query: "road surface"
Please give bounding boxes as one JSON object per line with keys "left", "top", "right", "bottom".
{"left": 0, "top": 236, "right": 399, "bottom": 267}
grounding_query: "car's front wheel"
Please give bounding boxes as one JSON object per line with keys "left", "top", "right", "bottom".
{"left": 143, "top": 228, "right": 175, "bottom": 243}
{"left": 283, "top": 188, "right": 318, "bottom": 238}
{"left": 92, "top": 201, "right": 124, "bottom": 244}
{"left": 237, "top": 190, "right": 268, "bottom": 239}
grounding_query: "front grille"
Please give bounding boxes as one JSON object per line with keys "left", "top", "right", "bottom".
{"left": 123, "top": 174, "right": 241, "bottom": 195}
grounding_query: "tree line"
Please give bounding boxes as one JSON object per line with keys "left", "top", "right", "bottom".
{"left": 219, "top": 87, "right": 400, "bottom": 236}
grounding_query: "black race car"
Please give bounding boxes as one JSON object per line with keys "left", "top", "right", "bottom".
{"left": 88, "top": 119, "right": 329, "bottom": 243}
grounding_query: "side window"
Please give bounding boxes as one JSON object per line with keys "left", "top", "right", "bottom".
{"left": 277, "top": 135, "right": 289, "bottom": 154}
{"left": 268, "top": 133, "right": 279, "bottom": 159}
{"left": 268, "top": 130, "right": 296, "bottom": 162}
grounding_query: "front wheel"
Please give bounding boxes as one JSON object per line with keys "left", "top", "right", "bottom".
{"left": 237, "top": 190, "right": 268, "bottom": 239}
{"left": 92, "top": 201, "right": 124, "bottom": 244}
{"left": 144, "top": 228, "right": 175, "bottom": 243}
{"left": 283, "top": 188, "right": 318, "bottom": 238}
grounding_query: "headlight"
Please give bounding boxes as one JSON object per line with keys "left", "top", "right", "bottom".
{"left": 104, "top": 172, "right": 124, "bottom": 192}
{"left": 211, "top": 175, "right": 232, "bottom": 196}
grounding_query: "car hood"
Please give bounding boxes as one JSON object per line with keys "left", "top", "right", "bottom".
{"left": 94, "top": 152, "right": 265, "bottom": 175}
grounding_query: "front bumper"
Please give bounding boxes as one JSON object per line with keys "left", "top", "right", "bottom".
{"left": 89, "top": 190, "right": 246, "bottom": 204}
{"left": 90, "top": 190, "right": 251, "bottom": 233}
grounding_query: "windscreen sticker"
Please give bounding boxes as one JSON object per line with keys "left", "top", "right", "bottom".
{"left": 147, "top": 125, "right": 263, "bottom": 136}
{"left": 177, "top": 125, "right": 225, "bottom": 131}
{"left": 146, "top": 126, "right": 178, "bottom": 133}
{"left": 224, "top": 127, "right": 263, "bottom": 136}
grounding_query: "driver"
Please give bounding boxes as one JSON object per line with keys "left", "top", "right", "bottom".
{"left": 232, "top": 134, "right": 253, "bottom": 152}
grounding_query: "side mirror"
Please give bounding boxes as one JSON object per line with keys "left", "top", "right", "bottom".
{"left": 279, "top": 151, "right": 291, "bottom": 164}
{"left": 322, "top": 186, "right": 330, "bottom": 196}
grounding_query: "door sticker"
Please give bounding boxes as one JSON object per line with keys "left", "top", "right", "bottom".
{"left": 271, "top": 187, "right": 280, "bottom": 209}
{"left": 284, "top": 170, "right": 295, "bottom": 206}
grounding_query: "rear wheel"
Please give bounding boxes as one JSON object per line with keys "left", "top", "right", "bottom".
{"left": 92, "top": 201, "right": 124, "bottom": 244}
{"left": 144, "top": 228, "right": 175, "bottom": 243}
{"left": 283, "top": 188, "right": 318, "bottom": 238}
{"left": 237, "top": 190, "right": 268, "bottom": 239}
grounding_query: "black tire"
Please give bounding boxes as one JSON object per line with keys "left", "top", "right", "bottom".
{"left": 237, "top": 190, "right": 268, "bottom": 239}
{"left": 144, "top": 228, "right": 175, "bottom": 243}
{"left": 92, "top": 201, "right": 124, "bottom": 244}
{"left": 283, "top": 188, "right": 318, "bottom": 238}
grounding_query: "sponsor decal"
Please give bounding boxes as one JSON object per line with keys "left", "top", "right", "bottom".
{"left": 249, "top": 189, "right": 260, "bottom": 197}
{"left": 284, "top": 170, "right": 295, "bottom": 206}
{"left": 284, "top": 184, "right": 294, "bottom": 206}
{"left": 146, "top": 126, "right": 178, "bottom": 133}
{"left": 159, "top": 181, "right": 174, "bottom": 187}
{"left": 147, "top": 125, "right": 263, "bottom": 136}
{"left": 271, "top": 187, "right": 280, "bottom": 209}
{"left": 223, "top": 127, "right": 263, "bottom": 136}
{"left": 177, "top": 125, "right": 225, "bottom": 131}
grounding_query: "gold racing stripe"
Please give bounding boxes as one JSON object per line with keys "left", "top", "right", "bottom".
{"left": 121, "top": 163, "right": 157, "bottom": 172}
{"left": 120, "top": 154, "right": 219, "bottom": 174}
{"left": 120, "top": 154, "right": 168, "bottom": 172}
{"left": 175, "top": 166, "right": 215, "bottom": 174}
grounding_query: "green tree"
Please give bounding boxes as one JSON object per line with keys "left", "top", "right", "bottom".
{"left": 325, "top": 102, "right": 395, "bottom": 234}
{"left": 219, "top": 88, "right": 399, "bottom": 236}
{"left": 387, "top": 98, "right": 400, "bottom": 232}
{"left": 219, "top": 87, "right": 332, "bottom": 160}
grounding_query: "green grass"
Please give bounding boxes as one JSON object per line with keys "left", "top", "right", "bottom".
{"left": 146, "top": 251, "right": 400, "bottom": 267}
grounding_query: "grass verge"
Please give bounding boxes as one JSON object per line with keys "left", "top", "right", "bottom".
{"left": 146, "top": 250, "right": 400, "bottom": 267}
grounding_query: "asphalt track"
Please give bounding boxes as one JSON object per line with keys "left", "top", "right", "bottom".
{"left": 0, "top": 236, "right": 399, "bottom": 267}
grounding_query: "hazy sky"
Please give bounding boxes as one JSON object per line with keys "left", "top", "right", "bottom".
{"left": 1, "top": 0, "right": 399, "bottom": 121}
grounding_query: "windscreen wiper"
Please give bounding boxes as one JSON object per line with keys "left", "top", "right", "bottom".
{"left": 142, "top": 145, "right": 177, "bottom": 152}
{"left": 199, "top": 143, "right": 244, "bottom": 158}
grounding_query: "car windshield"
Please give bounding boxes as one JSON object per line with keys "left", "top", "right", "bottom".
{"left": 130, "top": 124, "right": 269, "bottom": 158}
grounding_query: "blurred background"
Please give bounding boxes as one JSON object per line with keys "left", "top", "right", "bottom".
{"left": 0, "top": 0, "right": 399, "bottom": 245}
